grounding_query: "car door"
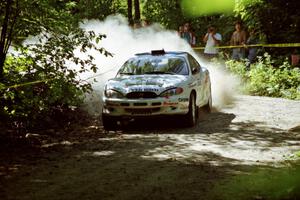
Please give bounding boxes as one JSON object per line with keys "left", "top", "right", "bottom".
{"left": 187, "top": 54, "right": 205, "bottom": 106}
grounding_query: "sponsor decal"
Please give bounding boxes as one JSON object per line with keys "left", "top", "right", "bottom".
{"left": 163, "top": 102, "right": 178, "bottom": 106}
{"left": 125, "top": 80, "right": 163, "bottom": 87}
{"left": 145, "top": 80, "right": 163, "bottom": 87}
{"left": 165, "top": 86, "right": 175, "bottom": 90}
{"left": 129, "top": 88, "right": 159, "bottom": 92}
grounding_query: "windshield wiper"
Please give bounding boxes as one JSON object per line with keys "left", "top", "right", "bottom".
{"left": 144, "top": 71, "right": 176, "bottom": 75}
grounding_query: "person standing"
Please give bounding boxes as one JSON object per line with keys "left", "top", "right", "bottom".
{"left": 182, "top": 23, "right": 192, "bottom": 45}
{"left": 177, "top": 25, "right": 184, "bottom": 38}
{"left": 230, "top": 21, "right": 247, "bottom": 60}
{"left": 246, "top": 28, "right": 260, "bottom": 67}
{"left": 203, "top": 26, "right": 222, "bottom": 59}
{"left": 190, "top": 28, "right": 197, "bottom": 47}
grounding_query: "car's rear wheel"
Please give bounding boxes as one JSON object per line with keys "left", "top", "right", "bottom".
{"left": 183, "top": 93, "right": 197, "bottom": 127}
{"left": 102, "top": 113, "right": 118, "bottom": 131}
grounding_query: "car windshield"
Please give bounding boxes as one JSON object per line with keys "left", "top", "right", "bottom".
{"left": 117, "top": 55, "right": 189, "bottom": 76}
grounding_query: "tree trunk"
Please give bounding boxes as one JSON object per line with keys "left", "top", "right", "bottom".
{"left": 0, "top": 0, "right": 14, "bottom": 80}
{"left": 134, "top": 0, "right": 140, "bottom": 22}
{"left": 127, "top": 0, "right": 133, "bottom": 26}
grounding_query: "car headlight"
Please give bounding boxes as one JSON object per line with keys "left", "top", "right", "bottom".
{"left": 160, "top": 87, "right": 183, "bottom": 97}
{"left": 105, "top": 89, "right": 124, "bottom": 98}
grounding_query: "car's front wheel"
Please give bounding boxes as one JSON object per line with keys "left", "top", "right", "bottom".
{"left": 202, "top": 85, "right": 212, "bottom": 113}
{"left": 183, "top": 93, "right": 197, "bottom": 127}
{"left": 102, "top": 113, "right": 118, "bottom": 131}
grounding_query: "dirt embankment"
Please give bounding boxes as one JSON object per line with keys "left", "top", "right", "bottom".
{"left": 1, "top": 95, "right": 300, "bottom": 200}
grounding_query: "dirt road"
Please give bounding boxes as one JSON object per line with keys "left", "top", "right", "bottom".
{"left": 1, "top": 95, "right": 300, "bottom": 200}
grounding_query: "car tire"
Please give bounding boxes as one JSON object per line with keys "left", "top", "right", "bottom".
{"left": 183, "top": 93, "right": 197, "bottom": 127}
{"left": 202, "top": 85, "right": 212, "bottom": 113}
{"left": 102, "top": 113, "right": 118, "bottom": 131}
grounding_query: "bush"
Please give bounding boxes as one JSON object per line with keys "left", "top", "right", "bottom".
{"left": 1, "top": 56, "right": 86, "bottom": 126}
{"left": 224, "top": 53, "right": 300, "bottom": 100}
{"left": 0, "top": 29, "right": 111, "bottom": 131}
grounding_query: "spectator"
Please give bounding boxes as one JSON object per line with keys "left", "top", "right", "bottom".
{"left": 182, "top": 23, "right": 192, "bottom": 45}
{"left": 291, "top": 49, "right": 300, "bottom": 66}
{"left": 246, "top": 28, "right": 260, "bottom": 67}
{"left": 230, "top": 21, "right": 247, "bottom": 60}
{"left": 190, "top": 28, "right": 197, "bottom": 47}
{"left": 178, "top": 25, "right": 184, "bottom": 38}
{"left": 203, "top": 26, "right": 222, "bottom": 59}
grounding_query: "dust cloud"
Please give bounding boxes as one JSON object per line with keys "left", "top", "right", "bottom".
{"left": 77, "top": 15, "right": 239, "bottom": 115}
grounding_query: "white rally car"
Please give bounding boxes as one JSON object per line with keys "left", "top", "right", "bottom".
{"left": 102, "top": 50, "right": 212, "bottom": 130}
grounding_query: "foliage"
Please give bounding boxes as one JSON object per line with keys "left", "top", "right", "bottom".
{"left": 234, "top": 0, "right": 300, "bottom": 49}
{"left": 285, "top": 150, "right": 300, "bottom": 160}
{"left": 143, "top": 0, "right": 300, "bottom": 51}
{"left": 74, "top": 0, "right": 127, "bottom": 20}
{"left": 0, "top": 0, "right": 114, "bottom": 131}
{"left": 143, "top": 0, "right": 185, "bottom": 30}
{"left": 143, "top": 0, "right": 235, "bottom": 47}
{"left": 224, "top": 59, "right": 248, "bottom": 80}
{"left": 1, "top": 0, "right": 300, "bottom": 131}
{"left": 210, "top": 165, "right": 300, "bottom": 200}
{"left": 0, "top": 29, "right": 111, "bottom": 130}
{"left": 224, "top": 53, "right": 300, "bottom": 100}
{"left": 0, "top": 0, "right": 82, "bottom": 46}
{"left": 0, "top": 0, "right": 83, "bottom": 78}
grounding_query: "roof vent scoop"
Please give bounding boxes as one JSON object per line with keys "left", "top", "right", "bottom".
{"left": 151, "top": 49, "right": 165, "bottom": 55}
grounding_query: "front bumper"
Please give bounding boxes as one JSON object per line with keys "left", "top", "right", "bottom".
{"left": 102, "top": 96, "right": 189, "bottom": 117}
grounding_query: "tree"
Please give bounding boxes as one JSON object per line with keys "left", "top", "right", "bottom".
{"left": 0, "top": 0, "right": 111, "bottom": 129}
{"left": 74, "top": 0, "right": 127, "bottom": 20}
{"left": 0, "top": 0, "right": 18, "bottom": 79}
{"left": 127, "top": 0, "right": 133, "bottom": 25}
{"left": 127, "top": 0, "right": 141, "bottom": 25}
{"left": 134, "top": 0, "right": 140, "bottom": 22}
{"left": 143, "top": 0, "right": 184, "bottom": 29}
{"left": 0, "top": 0, "right": 80, "bottom": 79}
{"left": 1, "top": 29, "right": 110, "bottom": 127}
{"left": 235, "top": 0, "right": 300, "bottom": 43}
{"left": 235, "top": 0, "right": 300, "bottom": 57}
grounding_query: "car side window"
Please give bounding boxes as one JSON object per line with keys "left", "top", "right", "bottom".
{"left": 188, "top": 54, "right": 201, "bottom": 74}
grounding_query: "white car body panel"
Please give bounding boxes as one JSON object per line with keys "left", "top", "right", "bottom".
{"left": 102, "top": 52, "right": 211, "bottom": 118}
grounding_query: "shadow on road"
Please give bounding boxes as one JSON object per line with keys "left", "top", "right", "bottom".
{"left": 120, "top": 111, "right": 236, "bottom": 133}
{"left": 118, "top": 110, "right": 298, "bottom": 146}
{"left": 1, "top": 111, "right": 300, "bottom": 200}
{"left": 108, "top": 110, "right": 299, "bottom": 166}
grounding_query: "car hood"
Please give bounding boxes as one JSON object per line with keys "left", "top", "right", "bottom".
{"left": 105, "top": 75, "right": 188, "bottom": 95}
